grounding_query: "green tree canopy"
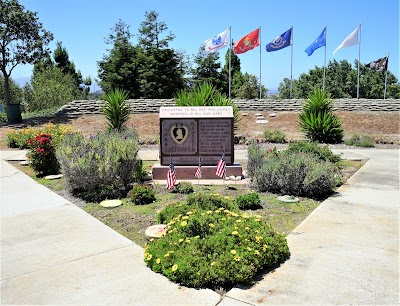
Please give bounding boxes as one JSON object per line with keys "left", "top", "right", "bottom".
{"left": 191, "top": 47, "right": 223, "bottom": 91}
{"left": 278, "top": 59, "right": 400, "bottom": 99}
{"left": 0, "top": 0, "right": 53, "bottom": 121}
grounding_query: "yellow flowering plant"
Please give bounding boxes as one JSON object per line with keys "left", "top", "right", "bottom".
{"left": 145, "top": 193, "right": 290, "bottom": 289}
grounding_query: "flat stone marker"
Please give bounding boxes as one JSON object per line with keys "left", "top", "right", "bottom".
{"left": 145, "top": 224, "right": 168, "bottom": 239}
{"left": 242, "top": 112, "right": 248, "bottom": 116}
{"left": 44, "top": 174, "right": 63, "bottom": 180}
{"left": 20, "top": 161, "right": 30, "bottom": 166}
{"left": 256, "top": 119, "right": 268, "bottom": 124}
{"left": 269, "top": 113, "right": 277, "bottom": 117}
{"left": 99, "top": 199, "right": 123, "bottom": 208}
{"left": 277, "top": 195, "right": 299, "bottom": 203}
{"left": 255, "top": 113, "right": 262, "bottom": 116}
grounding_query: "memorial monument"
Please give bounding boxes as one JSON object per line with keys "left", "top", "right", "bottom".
{"left": 152, "top": 106, "right": 242, "bottom": 180}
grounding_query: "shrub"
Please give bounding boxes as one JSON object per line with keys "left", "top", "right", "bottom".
{"left": 287, "top": 141, "right": 341, "bottom": 163}
{"left": 145, "top": 206, "right": 290, "bottom": 288}
{"left": 26, "top": 133, "right": 60, "bottom": 176}
{"left": 249, "top": 147, "right": 341, "bottom": 199}
{"left": 298, "top": 88, "right": 343, "bottom": 143}
{"left": 56, "top": 129, "right": 141, "bottom": 202}
{"left": 157, "top": 192, "right": 238, "bottom": 224}
{"left": 235, "top": 193, "right": 262, "bottom": 210}
{"left": 263, "top": 129, "right": 286, "bottom": 143}
{"left": 247, "top": 144, "right": 266, "bottom": 178}
{"left": 173, "top": 182, "right": 194, "bottom": 194}
{"left": 6, "top": 123, "right": 73, "bottom": 149}
{"left": 128, "top": 184, "right": 156, "bottom": 205}
{"left": 345, "top": 134, "right": 375, "bottom": 148}
{"left": 174, "top": 82, "right": 240, "bottom": 128}
{"left": 101, "top": 88, "right": 131, "bottom": 131}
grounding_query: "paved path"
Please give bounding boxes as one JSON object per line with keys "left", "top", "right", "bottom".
{"left": 1, "top": 149, "right": 399, "bottom": 305}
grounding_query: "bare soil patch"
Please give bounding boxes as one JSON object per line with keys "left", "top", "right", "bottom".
{"left": 1, "top": 111, "right": 399, "bottom": 148}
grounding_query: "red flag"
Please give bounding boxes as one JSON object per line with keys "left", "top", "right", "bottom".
{"left": 234, "top": 28, "right": 260, "bottom": 54}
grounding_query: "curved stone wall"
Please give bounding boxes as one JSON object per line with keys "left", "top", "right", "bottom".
{"left": 55, "top": 98, "right": 400, "bottom": 117}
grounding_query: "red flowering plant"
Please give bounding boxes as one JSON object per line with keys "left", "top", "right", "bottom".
{"left": 26, "top": 133, "right": 60, "bottom": 176}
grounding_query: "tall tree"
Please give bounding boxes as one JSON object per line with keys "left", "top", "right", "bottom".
{"left": 0, "top": 0, "right": 53, "bottom": 120}
{"left": 191, "top": 47, "right": 223, "bottom": 90}
{"left": 221, "top": 46, "right": 241, "bottom": 95}
{"left": 234, "top": 73, "right": 268, "bottom": 99}
{"left": 137, "top": 11, "right": 184, "bottom": 98}
{"left": 53, "top": 41, "right": 83, "bottom": 88}
{"left": 97, "top": 20, "right": 142, "bottom": 97}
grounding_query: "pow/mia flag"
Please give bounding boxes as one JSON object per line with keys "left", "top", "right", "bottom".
{"left": 366, "top": 56, "right": 388, "bottom": 71}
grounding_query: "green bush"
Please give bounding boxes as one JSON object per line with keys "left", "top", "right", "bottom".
{"left": 101, "top": 88, "right": 131, "bottom": 131}
{"left": 287, "top": 141, "right": 341, "bottom": 163}
{"left": 56, "top": 129, "right": 141, "bottom": 202}
{"left": 263, "top": 129, "right": 286, "bottom": 143}
{"left": 157, "top": 192, "right": 238, "bottom": 224}
{"left": 128, "top": 184, "right": 156, "bottom": 205}
{"left": 345, "top": 134, "right": 375, "bottom": 148}
{"left": 248, "top": 147, "right": 341, "bottom": 199}
{"left": 173, "top": 182, "right": 194, "bottom": 194}
{"left": 145, "top": 206, "right": 290, "bottom": 288}
{"left": 235, "top": 193, "right": 262, "bottom": 210}
{"left": 26, "top": 133, "right": 60, "bottom": 176}
{"left": 298, "top": 88, "right": 343, "bottom": 143}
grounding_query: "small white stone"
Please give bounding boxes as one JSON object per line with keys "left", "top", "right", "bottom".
{"left": 145, "top": 224, "right": 168, "bottom": 239}
{"left": 242, "top": 112, "right": 248, "bottom": 116}
{"left": 20, "top": 160, "right": 30, "bottom": 166}
{"left": 99, "top": 199, "right": 123, "bottom": 208}
{"left": 235, "top": 176, "right": 242, "bottom": 181}
{"left": 277, "top": 195, "right": 299, "bottom": 203}
{"left": 44, "top": 174, "right": 63, "bottom": 180}
{"left": 228, "top": 175, "right": 236, "bottom": 181}
{"left": 255, "top": 113, "right": 262, "bottom": 116}
{"left": 269, "top": 113, "right": 277, "bottom": 117}
{"left": 256, "top": 120, "right": 269, "bottom": 124}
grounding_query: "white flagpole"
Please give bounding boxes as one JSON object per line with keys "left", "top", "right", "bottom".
{"left": 357, "top": 23, "right": 361, "bottom": 99}
{"left": 290, "top": 25, "right": 293, "bottom": 99}
{"left": 259, "top": 25, "right": 262, "bottom": 99}
{"left": 323, "top": 25, "right": 327, "bottom": 90}
{"left": 384, "top": 52, "right": 389, "bottom": 100}
{"left": 229, "top": 25, "right": 232, "bottom": 98}
{"left": 198, "top": 155, "right": 201, "bottom": 184}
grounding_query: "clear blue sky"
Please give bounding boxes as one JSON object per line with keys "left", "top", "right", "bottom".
{"left": 13, "top": 0, "right": 399, "bottom": 92}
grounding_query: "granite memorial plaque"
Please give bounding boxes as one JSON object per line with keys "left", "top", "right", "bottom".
{"left": 159, "top": 106, "right": 234, "bottom": 166}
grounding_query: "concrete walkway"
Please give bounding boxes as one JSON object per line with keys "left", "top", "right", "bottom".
{"left": 1, "top": 149, "right": 399, "bottom": 305}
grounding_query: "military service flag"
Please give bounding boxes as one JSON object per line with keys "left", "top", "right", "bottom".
{"left": 266, "top": 28, "right": 292, "bottom": 52}
{"left": 234, "top": 28, "right": 260, "bottom": 54}
{"left": 366, "top": 56, "right": 388, "bottom": 71}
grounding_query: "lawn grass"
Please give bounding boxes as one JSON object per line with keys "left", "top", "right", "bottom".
{"left": 8, "top": 158, "right": 363, "bottom": 248}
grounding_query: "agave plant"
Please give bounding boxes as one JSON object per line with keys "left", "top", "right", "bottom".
{"left": 174, "top": 82, "right": 240, "bottom": 126}
{"left": 299, "top": 88, "right": 343, "bottom": 143}
{"left": 101, "top": 88, "right": 130, "bottom": 131}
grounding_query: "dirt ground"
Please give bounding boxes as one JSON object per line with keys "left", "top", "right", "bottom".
{"left": 1, "top": 111, "right": 399, "bottom": 148}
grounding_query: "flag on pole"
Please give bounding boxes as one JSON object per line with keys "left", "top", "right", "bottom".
{"left": 333, "top": 25, "right": 360, "bottom": 55}
{"left": 204, "top": 28, "right": 229, "bottom": 53}
{"left": 305, "top": 27, "right": 326, "bottom": 56}
{"left": 266, "top": 28, "right": 292, "bottom": 52}
{"left": 215, "top": 152, "right": 226, "bottom": 178}
{"left": 194, "top": 158, "right": 201, "bottom": 179}
{"left": 166, "top": 159, "right": 176, "bottom": 189}
{"left": 366, "top": 56, "right": 388, "bottom": 71}
{"left": 234, "top": 28, "right": 260, "bottom": 54}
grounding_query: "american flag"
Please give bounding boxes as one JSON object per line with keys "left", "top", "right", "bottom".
{"left": 215, "top": 152, "right": 226, "bottom": 178}
{"left": 194, "top": 165, "right": 201, "bottom": 179}
{"left": 166, "top": 160, "right": 176, "bottom": 189}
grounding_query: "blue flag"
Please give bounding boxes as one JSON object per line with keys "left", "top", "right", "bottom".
{"left": 305, "top": 28, "right": 326, "bottom": 56}
{"left": 266, "top": 28, "right": 292, "bottom": 52}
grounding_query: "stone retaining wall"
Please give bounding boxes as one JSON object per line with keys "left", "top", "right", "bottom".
{"left": 55, "top": 98, "right": 400, "bottom": 117}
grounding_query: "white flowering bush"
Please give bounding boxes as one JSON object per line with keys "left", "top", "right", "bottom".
{"left": 145, "top": 194, "right": 290, "bottom": 288}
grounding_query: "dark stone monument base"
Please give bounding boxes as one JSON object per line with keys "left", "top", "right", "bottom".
{"left": 152, "top": 164, "right": 243, "bottom": 180}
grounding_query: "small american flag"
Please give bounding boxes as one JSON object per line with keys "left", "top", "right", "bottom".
{"left": 215, "top": 152, "right": 226, "bottom": 178}
{"left": 194, "top": 165, "right": 201, "bottom": 178}
{"left": 166, "top": 160, "right": 176, "bottom": 189}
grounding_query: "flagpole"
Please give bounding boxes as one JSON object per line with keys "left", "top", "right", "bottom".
{"left": 384, "top": 52, "right": 389, "bottom": 100}
{"left": 198, "top": 155, "right": 201, "bottom": 185}
{"left": 229, "top": 25, "right": 232, "bottom": 98}
{"left": 323, "top": 25, "right": 327, "bottom": 90}
{"left": 290, "top": 25, "right": 293, "bottom": 99}
{"left": 259, "top": 25, "right": 262, "bottom": 99}
{"left": 357, "top": 23, "right": 361, "bottom": 99}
